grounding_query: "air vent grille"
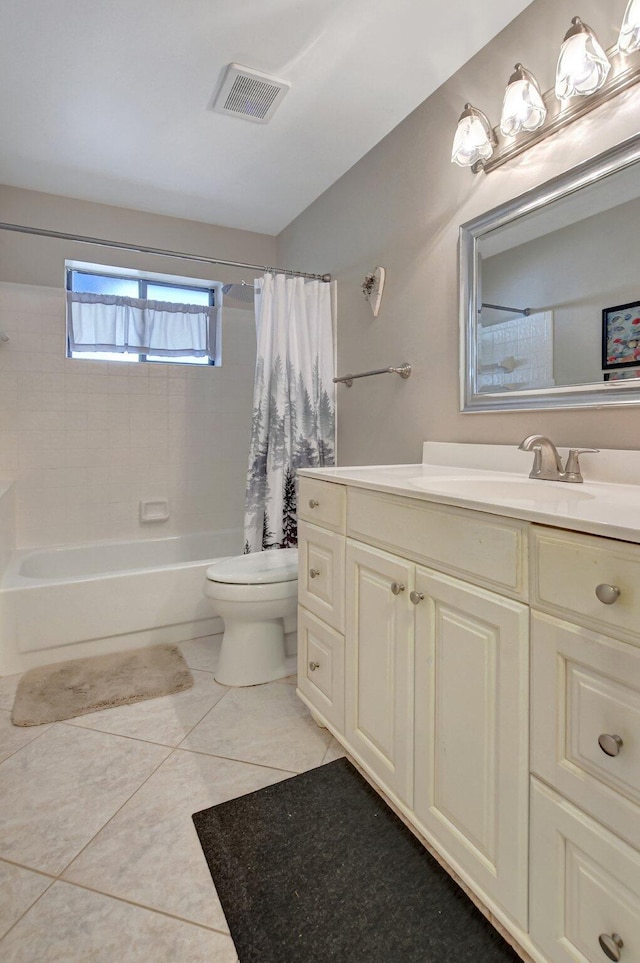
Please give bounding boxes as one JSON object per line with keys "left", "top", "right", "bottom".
{"left": 211, "top": 64, "right": 290, "bottom": 124}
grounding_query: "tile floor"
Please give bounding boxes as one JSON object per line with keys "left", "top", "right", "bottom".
{"left": 0, "top": 636, "right": 345, "bottom": 962}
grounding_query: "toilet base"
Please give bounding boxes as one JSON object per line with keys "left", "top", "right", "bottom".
{"left": 215, "top": 618, "right": 289, "bottom": 687}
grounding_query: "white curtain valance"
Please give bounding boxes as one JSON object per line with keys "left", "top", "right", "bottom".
{"left": 67, "top": 292, "right": 217, "bottom": 357}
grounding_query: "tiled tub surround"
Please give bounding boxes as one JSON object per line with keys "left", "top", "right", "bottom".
{"left": 0, "top": 637, "right": 345, "bottom": 961}
{"left": 0, "top": 528, "right": 243, "bottom": 675}
{"left": 0, "top": 281, "right": 255, "bottom": 549}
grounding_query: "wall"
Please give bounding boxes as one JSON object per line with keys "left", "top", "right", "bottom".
{"left": 277, "top": 0, "right": 640, "bottom": 465}
{"left": 0, "top": 188, "right": 275, "bottom": 548}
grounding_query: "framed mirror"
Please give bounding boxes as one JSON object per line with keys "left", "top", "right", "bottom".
{"left": 460, "top": 133, "right": 640, "bottom": 411}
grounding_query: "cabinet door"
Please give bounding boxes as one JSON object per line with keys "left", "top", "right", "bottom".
{"left": 345, "top": 540, "right": 414, "bottom": 806}
{"left": 413, "top": 567, "right": 529, "bottom": 928}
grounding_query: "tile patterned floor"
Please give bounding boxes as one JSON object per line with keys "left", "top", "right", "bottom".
{"left": 0, "top": 635, "right": 345, "bottom": 961}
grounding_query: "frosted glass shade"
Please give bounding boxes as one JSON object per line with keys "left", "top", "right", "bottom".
{"left": 619, "top": 0, "right": 640, "bottom": 53}
{"left": 500, "top": 64, "right": 547, "bottom": 136}
{"left": 555, "top": 18, "right": 611, "bottom": 99}
{"left": 451, "top": 104, "right": 494, "bottom": 168}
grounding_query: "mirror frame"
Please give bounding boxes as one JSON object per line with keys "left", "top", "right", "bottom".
{"left": 460, "top": 132, "right": 640, "bottom": 412}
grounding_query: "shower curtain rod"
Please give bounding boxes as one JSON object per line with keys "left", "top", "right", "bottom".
{"left": 0, "top": 222, "right": 332, "bottom": 282}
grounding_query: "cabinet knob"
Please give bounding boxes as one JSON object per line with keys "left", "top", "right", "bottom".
{"left": 390, "top": 582, "right": 405, "bottom": 595}
{"left": 599, "top": 933, "right": 623, "bottom": 961}
{"left": 409, "top": 591, "right": 425, "bottom": 605}
{"left": 309, "top": 661, "right": 320, "bottom": 671}
{"left": 309, "top": 568, "right": 320, "bottom": 579}
{"left": 595, "top": 583, "right": 621, "bottom": 605}
{"left": 308, "top": 498, "right": 319, "bottom": 508}
{"left": 598, "top": 733, "right": 623, "bottom": 757}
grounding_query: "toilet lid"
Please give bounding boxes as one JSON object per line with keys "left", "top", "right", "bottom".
{"left": 206, "top": 548, "right": 298, "bottom": 584}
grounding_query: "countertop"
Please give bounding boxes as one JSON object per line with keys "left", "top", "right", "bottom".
{"left": 298, "top": 460, "right": 640, "bottom": 544}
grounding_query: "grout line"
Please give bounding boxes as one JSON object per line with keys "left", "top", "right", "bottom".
{"left": 55, "top": 745, "right": 176, "bottom": 880}
{"left": 50, "top": 877, "right": 235, "bottom": 938}
{"left": 0, "top": 717, "right": 54, "bottom": 768}
{"left": 0, "top": 872, "right": 56, "bottom": 945}
{"left": 171, "top": 744, "right": 300, "bottom": 776}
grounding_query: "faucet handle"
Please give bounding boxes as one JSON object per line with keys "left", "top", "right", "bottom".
{"left": 564, "top": 448, "right": 599, "bottom": 482}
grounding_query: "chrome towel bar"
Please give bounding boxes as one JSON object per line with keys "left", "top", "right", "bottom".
{"left": 333, "top": 363, "right": 411, "bottom": 387}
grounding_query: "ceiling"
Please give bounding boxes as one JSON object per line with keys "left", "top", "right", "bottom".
{"left": 0, "top": 1, "right": 533, "bottom": 236}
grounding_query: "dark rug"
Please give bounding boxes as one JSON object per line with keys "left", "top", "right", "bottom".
{"left": 192, "top": 757, "right": 522, "bottom": 963}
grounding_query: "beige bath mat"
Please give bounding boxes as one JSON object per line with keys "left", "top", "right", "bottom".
{"left": 11, "top": 644, "right": 193, "bottom": 727}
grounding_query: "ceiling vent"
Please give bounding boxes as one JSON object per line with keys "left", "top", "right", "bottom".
{"left": 211, "top": 64, "right": 290, "bottom": 124}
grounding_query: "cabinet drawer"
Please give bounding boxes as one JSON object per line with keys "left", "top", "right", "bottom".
{"left": 532, "top": 526, "right": 640, "bottom": 645}
{"left": 530, "top": 779, "right": 640, "bottom": 963}
{"left": 298, "top": 522, "right": 345, "bottom": 632}
{"left": 347, "top": 488, "right": 528, "bottom": 600}
{"left": 297, "top": 607, "right": 344, "bottom": 732}
{"left": 298, "top": 477, "right": 346, "bottom": 533}
{"left": 531, "top": 612, "right": 640, "bottom": 850}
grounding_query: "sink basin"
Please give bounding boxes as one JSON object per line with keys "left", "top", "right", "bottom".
{"left": 409, "top": 475, "right": 595, "bottom": 504}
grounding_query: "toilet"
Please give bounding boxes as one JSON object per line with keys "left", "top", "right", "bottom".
{"left": 203, "top": 548, "right": 298, "bottom": 686}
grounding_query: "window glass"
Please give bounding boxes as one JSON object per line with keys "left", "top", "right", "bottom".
{"left": 66, "top": 266, "right": 218, "bottom": 366}
{"left": 72, "top": 272, "right": 138, "bottom": 297}
{"left": 146, "top": 283, "right": 210, "bottom": 305}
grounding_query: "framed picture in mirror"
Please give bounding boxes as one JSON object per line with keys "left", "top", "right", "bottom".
{"left": 602, "top": 300, "right": 640, "bottom": 371}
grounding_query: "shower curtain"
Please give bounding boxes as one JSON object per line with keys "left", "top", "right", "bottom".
{"left": 244, "top": 273, "right": 335, "bottom": 553}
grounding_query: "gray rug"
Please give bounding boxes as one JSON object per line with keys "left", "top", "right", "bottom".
{"left": 193, "top": 757, "right": 522, "bottom": 962}
{"left": 11, "top": 644, "right": 193, "bottom": 726}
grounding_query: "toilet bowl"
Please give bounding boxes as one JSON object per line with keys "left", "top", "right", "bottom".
{"left": 204, "top": 548, "right": 298, "bottom": 686}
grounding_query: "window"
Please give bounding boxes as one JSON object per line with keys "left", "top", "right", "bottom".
{"left": 66, "top": 264, "right": 220, "bottom": 365}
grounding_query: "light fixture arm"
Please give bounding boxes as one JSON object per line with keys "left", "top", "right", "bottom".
{"left": 472, "top": 40, "right": 640, "bottom": 174}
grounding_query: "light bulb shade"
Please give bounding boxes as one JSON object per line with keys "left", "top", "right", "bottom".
{"left": 451, "top": 104, "right": 495, "bottom": 168}
{"left": 555, "top": 17, "right": 611, "bottom": 99}
{"left": 500, "top": 64, "right": 547, "bottom": 136}
{"left": 619, "top": 0, "right": 640, "bottom": 53}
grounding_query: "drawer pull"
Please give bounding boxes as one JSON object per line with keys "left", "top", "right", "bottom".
{"left": 308, "top": 498, "right": 319, "bottom": 508}
{"left": 309, "top": 661, "right": 320, "bottom": 671}
{"left": 309, "top": 568, "right": 320, "bottom": 579}
{"left": 410, "top": 591, "right": 425, "bottom": 605}
{"left": 598, "top": 733, "right": 623, "bottom": 757}
{"left": 595, "top": 583, "right": 621, "bottom": 605}
{"left": 390, "top": 582, "right": 405, "bottom": 595}
{"left": 599, "top": 933, "right": 623, "bottom": 961}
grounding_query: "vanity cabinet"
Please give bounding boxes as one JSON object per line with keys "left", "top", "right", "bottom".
{"left": 297, "top": 467, "right": 640, "bottom": 963}
{"left": 298, "top": 478, "right": 530, "bottom": 930}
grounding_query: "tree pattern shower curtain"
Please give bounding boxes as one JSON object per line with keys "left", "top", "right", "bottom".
{"left": 244, "top": 273, "right": 335, "bottom": 553}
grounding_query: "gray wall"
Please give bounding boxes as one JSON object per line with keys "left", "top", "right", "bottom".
{"left": 277, "top": 0, "right": 639, "bottom": 465}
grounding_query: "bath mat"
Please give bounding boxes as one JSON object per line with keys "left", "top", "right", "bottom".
{"left": 11, "top": 644, "right": 193, "bottom": 726}
{"left": 192, "top": 757, "right": 521, "bottom": 963}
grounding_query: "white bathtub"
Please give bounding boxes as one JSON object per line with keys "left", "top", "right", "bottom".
{"left": 0, "top": 529, "right": 243, "bottom": 675}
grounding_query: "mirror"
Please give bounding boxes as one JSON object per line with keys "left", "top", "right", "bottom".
{"left": 460, "top": 133, "right": 640, "bottom": 411}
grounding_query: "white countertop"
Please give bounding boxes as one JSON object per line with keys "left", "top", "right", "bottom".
{"left": 299, "top": 444, "right": 640, "bottom": 544}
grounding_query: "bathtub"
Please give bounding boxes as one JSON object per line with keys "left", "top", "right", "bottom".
{"left": 0, "top": 529, "right": 243, "bottom": 675}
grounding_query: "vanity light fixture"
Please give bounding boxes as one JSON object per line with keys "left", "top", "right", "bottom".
{"left": 500, "top": 63, "right": 546, "bottom": 136}
{"left": 555, "top": 17, "right": 611, "bottom": 99}
{"left": 453, "top": 10, "right": 640, "bottom": 174}
{"left": 451, "top": 103, "right": 496, "bottom": 168}
{"left": 619, "top": 0, "right": 640, "bottom": 54}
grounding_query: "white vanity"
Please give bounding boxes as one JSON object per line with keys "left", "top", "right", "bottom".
{"left": 296, "top": 443, "right": 640, "bottom": 963}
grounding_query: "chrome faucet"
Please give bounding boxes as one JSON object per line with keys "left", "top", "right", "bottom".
{"left": 518, "top": 435, "right": 599, "bottom": 483}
